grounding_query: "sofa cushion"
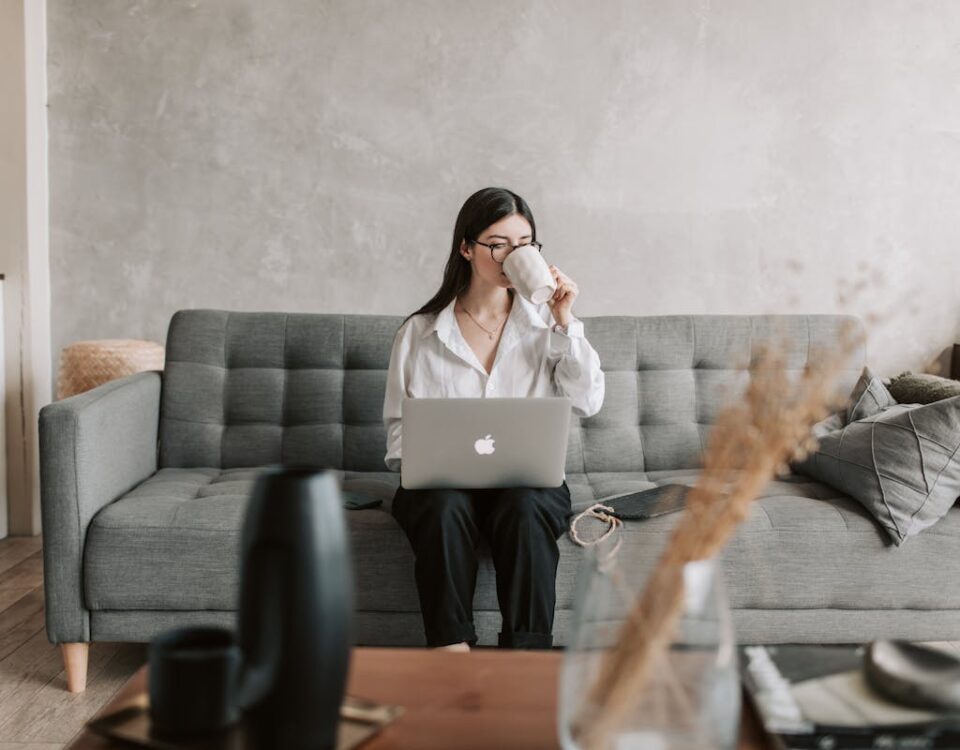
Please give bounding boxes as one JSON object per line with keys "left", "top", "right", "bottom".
{"left": 578, "top": 472, "right": 960, "bottom": 612}
{"left": 160, "top": 311, "right": 866, "bottom": 475}
{"left": 160, "top": 311, "right": 399, "bottom": 471}
{"left": 83, "top": 467, "right": 413, "bottom": 612}
{"left": 83, "top": 467, "right": 960, "bottom": 617}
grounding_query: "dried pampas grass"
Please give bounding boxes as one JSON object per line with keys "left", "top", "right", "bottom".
{"left": 572, "top": 321, "right": 864, "bottom": 749}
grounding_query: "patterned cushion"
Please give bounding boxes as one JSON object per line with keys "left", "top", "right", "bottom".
{"left": 847, "top": 366, "right": 897, "bottom": 423}
{"left": 796, "top": 396, "right": 960, "bottom": 545}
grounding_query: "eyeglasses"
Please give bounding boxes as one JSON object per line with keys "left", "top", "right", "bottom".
{"left": 469, "top": 239, "right": 543, "bottom": 264}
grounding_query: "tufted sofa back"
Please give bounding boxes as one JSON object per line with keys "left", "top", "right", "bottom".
{"left": 159, "top": 310, "right": 865, "bottom": 473}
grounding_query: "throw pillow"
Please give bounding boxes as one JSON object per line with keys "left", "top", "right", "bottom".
{"left": 888, "top": 371, "right": 960, "bottom": 405}
{"left": 846, "top": 366, "right": 897, "bottom": 423}
{"left": 794, "top": 395, "right": 960, "bottom": 546}
{"left": 809, "top": 411, "right": 845, "bottom": 440}
{"left": 804, "top": 367, "right": 896, "bottom": 441}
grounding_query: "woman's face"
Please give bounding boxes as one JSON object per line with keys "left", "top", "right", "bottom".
{"left": 460, "top": 213, "right": 533, "bottom": 290}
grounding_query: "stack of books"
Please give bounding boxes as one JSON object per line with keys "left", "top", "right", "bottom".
{"left": 740, "top": 644, "right": 960, "bottom": 749}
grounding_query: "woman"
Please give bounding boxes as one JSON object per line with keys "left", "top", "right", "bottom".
{"left": 382, "top": 187, "right": 605, "bottom": 651}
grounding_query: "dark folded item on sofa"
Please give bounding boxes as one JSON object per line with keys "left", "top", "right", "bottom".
{"left": 600, "top": 484, "right": 689, "bottom": 520}
{"left": 342, "top": 491, "right": 383, "bottom": 510}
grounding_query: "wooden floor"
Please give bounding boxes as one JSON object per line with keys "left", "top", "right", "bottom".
{"left": 0, "top": 536, "right": 145, "bottom": 750}
{"left": 0, "top": 535, "right": 959, "bottom": 749}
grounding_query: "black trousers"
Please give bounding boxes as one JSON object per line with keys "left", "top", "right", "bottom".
{"left": 391, "top": 482, "right": 572, "bottom": 649}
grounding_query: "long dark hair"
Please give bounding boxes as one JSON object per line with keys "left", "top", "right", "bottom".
{"left": 405, "top": 187, "right": 537, "bottom": 323}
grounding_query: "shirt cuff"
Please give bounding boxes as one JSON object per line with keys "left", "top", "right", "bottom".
{"left": 552, "top": 318, "right": 584, "bottom": 338}
{"left": 549, "top": 318, "right": 584, "bottom": 359}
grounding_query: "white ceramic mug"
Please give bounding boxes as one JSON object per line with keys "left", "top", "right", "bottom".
{"left": 502, "top": 245, "right": 556, "bottom": 304}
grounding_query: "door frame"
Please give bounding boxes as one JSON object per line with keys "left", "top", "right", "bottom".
{"left": 1, "top": 0, "right": 52, "bottom": 537}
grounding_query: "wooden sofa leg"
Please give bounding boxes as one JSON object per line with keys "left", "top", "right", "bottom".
{"left": 61, "top": 643, "right": 89, "bottom": 693}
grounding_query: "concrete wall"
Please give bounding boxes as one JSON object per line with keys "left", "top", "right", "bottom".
{"left": 48, "top": 0, "right": 960, "bottom": 378}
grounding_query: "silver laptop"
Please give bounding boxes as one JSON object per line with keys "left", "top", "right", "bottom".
{"left": 400, "top": 397, "right": 572, "bottom": 490}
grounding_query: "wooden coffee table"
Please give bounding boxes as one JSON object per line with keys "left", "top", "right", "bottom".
{"left": 67, "top": 647, "right": 771, "bottom": 749}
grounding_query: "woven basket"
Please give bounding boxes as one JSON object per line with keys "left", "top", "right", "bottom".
{"left": 57, "top": 339, "right": 165, "bottom": 400}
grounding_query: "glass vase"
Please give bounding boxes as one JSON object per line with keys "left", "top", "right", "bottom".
{"left": 558, "top": 540, "right": 739, "bottom": 750}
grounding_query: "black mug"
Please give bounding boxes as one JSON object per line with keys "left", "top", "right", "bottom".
{"left": 148, "top": 626, "right": 241, "bottom": 737}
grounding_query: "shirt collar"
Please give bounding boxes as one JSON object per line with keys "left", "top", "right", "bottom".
{"left": 421, "top": 297, "right": 458, "bottom": 346}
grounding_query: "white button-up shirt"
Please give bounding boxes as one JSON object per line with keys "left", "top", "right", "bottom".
{"left": 382, "top": 293, "right": 605, "bottom": 471}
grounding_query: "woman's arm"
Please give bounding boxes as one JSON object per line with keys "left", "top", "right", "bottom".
{"left": 382, "top": 320, "right": 416, "bottom": 472}
{"left": 549, "top": 321, "right": 605, "bottom": 417}
{"left": 545, "top": 265, "right": 605, "bottom": 417}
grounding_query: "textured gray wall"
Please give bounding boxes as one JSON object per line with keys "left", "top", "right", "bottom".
{"left": 48, "top": 1, "right": 960, "bottom": 381}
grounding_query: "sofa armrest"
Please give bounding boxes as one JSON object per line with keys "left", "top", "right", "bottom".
{"left": 39, "top": 371, "right": 161, "bottom": 644}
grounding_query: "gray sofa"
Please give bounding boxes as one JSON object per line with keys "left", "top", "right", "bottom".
{"left": 40, "top": 310, "right": 960, "bottom": 691}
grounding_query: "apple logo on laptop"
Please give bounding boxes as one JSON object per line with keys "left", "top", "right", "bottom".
{"left": 474, "top": 434, "right": 495, "bottom": 455}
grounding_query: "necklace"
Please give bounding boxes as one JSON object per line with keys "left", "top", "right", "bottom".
{"left": 457, "top": 300, "right": 507, "bottom": 340}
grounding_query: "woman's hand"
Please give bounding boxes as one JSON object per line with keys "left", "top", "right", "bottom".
{"left": 547, "top": 265, "right": 578, "bottom": 327}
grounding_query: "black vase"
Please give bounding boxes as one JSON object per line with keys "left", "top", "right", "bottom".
{"left": 235, "top": 466, "right": 354, "bottom": 750}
